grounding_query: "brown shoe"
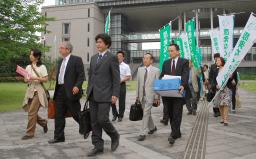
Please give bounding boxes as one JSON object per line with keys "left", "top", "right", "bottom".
{"left": 21, "top": 135, "right": 34, "bottom": 140}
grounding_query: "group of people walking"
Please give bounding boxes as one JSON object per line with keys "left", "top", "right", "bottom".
{"left": 207, "top": 53, "right": 238, "bottom": 126}
{"left": 20, "top": 33, "right": 238, "bottom": 157}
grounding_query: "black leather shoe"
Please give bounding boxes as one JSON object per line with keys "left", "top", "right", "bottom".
{"left": 160, "top": 119, "right": 168, "bottom": 126}
{"left": 87, "top": 148, "right": 103, "bottom": 157}
{"left": 112, "top": 116, "right": 118, "bottom": 121}
{"left": 111, "top": 133, "right": 120, "bottom": 152}
{"left": 117, "top": 117, "right": 123, "bottom": 122}
{"left": 84, "top": 132, "right": 90, "bottom": 139}
{"left": 187, "top": 111, "right": 192, "bottom": 115}
{"left": 168, "top": 136, "right": 175, "bottom": 145}
{"left": 43, "top": 125, "right": 48, "bottom": 133}
{"left": 21, "top": 135, "right": 34, "bottom": 140}
{"left": 148, "top": 126, "right": 157, "bottom": 134}
{"left": 138, "top": 135, "right": 146, "bottom": 141}
{"left": 48, "top": 138, "right": 65, "bottom": 144}
{"left": 192, "top": 111, "right": 197, "bottom": 116}
{"left": 224, "top": 123, "right": 228, "bottom": 126}
{"left": 214, "top": 112, "right": 221, "bottom": 117}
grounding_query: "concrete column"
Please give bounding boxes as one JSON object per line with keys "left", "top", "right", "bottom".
{"left": 195, "top": 9, "right": 199, "bottom": 47}
{"left": 184, "top": 12, "right": 186, "bottom": 32}
{"left": 178, "top": 15, "right": 182, "bottom": 33}
{"left": 210, "top": 8, "right": 214, "bottom": 30}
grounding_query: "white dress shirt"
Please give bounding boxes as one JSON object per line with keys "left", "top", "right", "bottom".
{"left": 145, "top": 65, "right": 152, "bottom": 73}
{"left": 58, "top": 54, "right": 71, "bottom": 84}
{"left": 171, "top": 57, "right": 179, "bottom": 70}
{"left": 119, "top": 62, "right": 131, "bottom": 82}
{"left": 98, "top": 49, "right": 108, "bottom": 57}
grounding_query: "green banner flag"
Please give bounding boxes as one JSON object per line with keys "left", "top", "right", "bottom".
{"left": 186, "top": 19, "right": 200, "bottom": 70}
{"left": 197, "top": 47, "right": 202, "bottom": 66}
{"left": 174, "top": 37, "right": 184, "bottom": 58}
{"left": 159, "top": 23, "right": 171, "bottom": 70}
{"left": 105, "top": 10, "right": 111, "bottom": 34}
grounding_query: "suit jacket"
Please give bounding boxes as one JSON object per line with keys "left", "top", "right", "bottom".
{"left": 160, "top": 57, "right": 189, "bottom": 90}
{"left": 53, "top": 55, "right": 85, "bottom": 101}
{"left": 208, "top": 63, "right": 218, "bottom": 92}
{"left": 136, "top": 65, "right": 160, "bottom": 103}
{"left": 86, "top": 51, "right": 120, "bottom": 103}
{"left": 190, "top": 66, "right": 199, "bottom": 93}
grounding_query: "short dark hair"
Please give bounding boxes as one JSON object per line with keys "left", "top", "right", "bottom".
{"left": 203, "top": 64, "right": 208, "bottom": 69}
{"left": 217, "top": 57, "right": 225, "bottom": 66}
{"left": 30, "top": 48, "right": 42, "bottom": 67}
{"left": 170, "top": 43, "right": 180, "bottom": 51}
{"left": 144, "top": 53, "right": 154, "bottom": 61}
{"left": 116, "top": 51, "right": 125, "bottom": 57}
{"left": 95, "top": 33, "right": 112, "bottom": 48}
{"left": 214, "top": 53, "right": 220, "bottom": 59}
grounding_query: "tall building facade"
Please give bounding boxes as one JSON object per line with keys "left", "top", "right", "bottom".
{"left": 42, "top": 0, "right": 256, "bottom": 74}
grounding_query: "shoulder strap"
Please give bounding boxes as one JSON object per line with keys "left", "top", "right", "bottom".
{"left": 83, "top": 99, "right": 89, "bottom": 110}
{"left": 31, "top": 65, "right": 47, "bottom": 91}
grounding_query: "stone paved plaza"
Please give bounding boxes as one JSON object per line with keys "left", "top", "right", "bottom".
{"left": 0, "top": 88, "right": 256, "bottom": 159}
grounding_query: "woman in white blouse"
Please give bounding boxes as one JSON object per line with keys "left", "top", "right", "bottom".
{"left": 22, "top": 49, "right": 48, "bottom": 140}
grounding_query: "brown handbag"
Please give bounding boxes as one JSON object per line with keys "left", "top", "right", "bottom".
{"left": 48, "top": 99, "right": 56, "bottom": 119}
{"left": 47, "top": 99, "right": 72, "bottom": 119}
{"left": 31, "top": 65, "right": 72, "bottom": 119}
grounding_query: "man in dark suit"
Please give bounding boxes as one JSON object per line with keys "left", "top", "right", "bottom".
{"left": 86, "top": 33, "right": 120, "bottom": 157}
{"left": 48, "top": 41, "right": 85, "bottom": 144}
{"left": 160, "top": 43, "right": 189, "bottom": 145}
{"left": 208, "top": 53, "right": 221, "bottom": 117}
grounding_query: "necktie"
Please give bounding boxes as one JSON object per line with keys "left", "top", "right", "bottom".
{"left": 171, "top": 60, "right": 176, "bottom": 75}
{"left": 143, "top": 68, "right": 148, "bottom": 96}
{"left": 58, "top": 58, "right": 66, "bottom": 84}
{"left": 97, "top": 54, "right": 103, "bottom": 63}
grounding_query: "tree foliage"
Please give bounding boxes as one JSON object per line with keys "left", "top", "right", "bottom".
{"left": 0, "top": 0, "right": 53, "bottom": 77}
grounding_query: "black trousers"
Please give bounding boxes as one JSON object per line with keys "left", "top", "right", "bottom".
{"left": 231, "top": 87, "right": 236, "bottom": 110}
{"left": 162, "top": 97, "right": 169, "bottom": 122}
{"left": 89, "top": 94, "right": 118, "bottom": 150}
{"left": 162, "top": 97, "right": 183, "bottom": 138}
{"left": 211, "top": 89, "right": 220, "bottom": 115}
{"left": 111, "top": 83, "right": 126, "bottom": 118}
{"left": 54, "top": 85, "right": 81, "bottom": 140}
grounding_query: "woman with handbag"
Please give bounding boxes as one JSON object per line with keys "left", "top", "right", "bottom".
{"left": 22, "top": 48, "right": 49, "bottom": 140}
{"left": 216, "top": 57, "right": 236, "bottom": 126}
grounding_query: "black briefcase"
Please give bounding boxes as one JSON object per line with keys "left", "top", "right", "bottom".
{"left": 79, "top": 101, "right": 91, "bottom": 135}
{"left": 129, "top": 100, "right": 143, "bottom": 121}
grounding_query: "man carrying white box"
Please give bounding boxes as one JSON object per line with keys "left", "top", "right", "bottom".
{"left": 159, "top": 43, "right": 189, "bottom": 145}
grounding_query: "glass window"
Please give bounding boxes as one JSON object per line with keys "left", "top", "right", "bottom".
{"left": 63, "top": 23, "right": 70, "bottom": 34}
{"left": 88, "top": 8, "right": 90, "bottom": 17}
{"left": 252, "top": 47, "right": 256, "bottom": 61}
{"left": 88, "top": 23, "right": 90, "bottom": 32}
{"left": 62, "top": 37, "right": 70, "bottom": 42}
{"left": 87, "top": 38, "right": 90, "bottom": 47}
{"left": 87, "top": 52, "right": 90, "bottom": 62}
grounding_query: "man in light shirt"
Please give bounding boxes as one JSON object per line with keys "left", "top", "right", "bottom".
{"left": 137, "top": 53, "right": 160, "bottom": 141}
{"left": 111, "top": 51, "right": 131, "bottom": 122}
{"left": 48, "top": 41, "right": 85, "bottom": 144}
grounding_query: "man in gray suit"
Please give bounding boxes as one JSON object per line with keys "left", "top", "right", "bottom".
{"left": 86, "top": 34, "right": 120, "bottom": 156}
{"left": 137, "top": 53, "right": 160, "bottom": 141}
